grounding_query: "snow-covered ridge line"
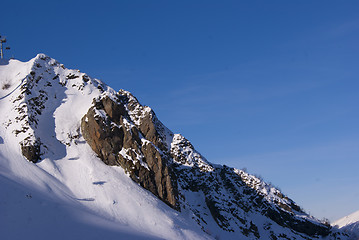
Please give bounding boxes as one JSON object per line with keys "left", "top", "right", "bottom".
{"left": 333, "top": 209, "right": 359, "bottom": 239}
{"left": 334, "top": 210, "right": 359, "bottom": 228}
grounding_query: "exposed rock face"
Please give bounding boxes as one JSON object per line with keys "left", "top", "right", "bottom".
{"left": 81, "top": 94, "right": 178, "bottom": 209}
{"left": 170, "top": 135, "right": 331, "bottom": 239}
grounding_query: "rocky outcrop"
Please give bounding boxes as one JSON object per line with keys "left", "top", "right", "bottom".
{"left": 170, "top": 136, "right": 331, "bottom": 239}
{"left": 81, "top": 94, "right": 178, "bottom": 209}
{"left": 20, "top": 138, "right": 41, "bottom": 163}
{"left": 81, "top": 93, "right": 333, "bottom": 238}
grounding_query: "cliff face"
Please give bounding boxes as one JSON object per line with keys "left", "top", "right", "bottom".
{"left": 3, "top": 54, "right": 348, "bottom": 240}
{"left": 81, "top": 93, "right": 178, "bottom": 209}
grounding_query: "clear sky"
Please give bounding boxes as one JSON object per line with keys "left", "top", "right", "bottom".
{"left": 1, "top": 0, "right": 358, "bottom": 222}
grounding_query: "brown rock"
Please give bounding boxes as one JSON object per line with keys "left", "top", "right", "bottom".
{"left": 81, "top": 96, "right": 178, "bottom": 210}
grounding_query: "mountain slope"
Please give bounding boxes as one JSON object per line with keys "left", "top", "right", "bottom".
{"left": 333, "top": 210, "right": 359, "bottom": 239}
{"left": 0, "top": 55, "right": 208, "bottom": 240}
{"left": 0, "top": 55, "right": 348, "bottom": 239}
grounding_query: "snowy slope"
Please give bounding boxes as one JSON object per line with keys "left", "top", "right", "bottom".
{"left": 333, "top": 210, "right": 359, "bottom": 239}
{"left": 0, "top": 55, "right": 209, "bottom": 240}
{"left": 0, "top": 55, "right": 349, "bottom": 240}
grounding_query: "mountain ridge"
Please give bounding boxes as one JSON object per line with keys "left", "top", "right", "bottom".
{"left": 333, "top": 210, "right": 359, "bottom": 239}
{"left": 0, "top": 54, "right": 348, "bottom": 239}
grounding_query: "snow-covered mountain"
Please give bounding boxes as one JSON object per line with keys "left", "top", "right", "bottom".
{"left": 333, "top": 210, "right": 359, "bottom": 239}
{"left": 0, "top": 54, "right": 348, "bottom": 240}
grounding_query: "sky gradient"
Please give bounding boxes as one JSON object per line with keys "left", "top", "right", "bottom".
{"left": 1, "top": 0, "right": 358, "bottom": 221}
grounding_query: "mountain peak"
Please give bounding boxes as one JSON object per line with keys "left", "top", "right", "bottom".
{"left": 0, "top": 54, "right": 109, "bottom": 162}
{"left": 34, "top": 53, "right": 50, "bottom": 60}
{"left": 0, "top": 54, "right": 350, "bottom": 239}
{"left": 333, "top": 210, "right": 359, "bottom": 238}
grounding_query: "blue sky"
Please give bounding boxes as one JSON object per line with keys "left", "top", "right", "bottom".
{"left": 1, "top": 0, "right": 359, "bottom": 221}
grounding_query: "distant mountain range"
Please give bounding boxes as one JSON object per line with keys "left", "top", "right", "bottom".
{"left": 0, "top": 54, "right": 350, "bottom": 239}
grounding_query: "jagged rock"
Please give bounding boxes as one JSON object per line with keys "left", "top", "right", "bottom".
{"left": 120, "top": 90, "right": 171, "bottom": 152}
{"left": 171, "top": 137, "right": 331, "bottom": 238}
{"left": 81, "top": 95, "right": 178, "bottom": 209}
